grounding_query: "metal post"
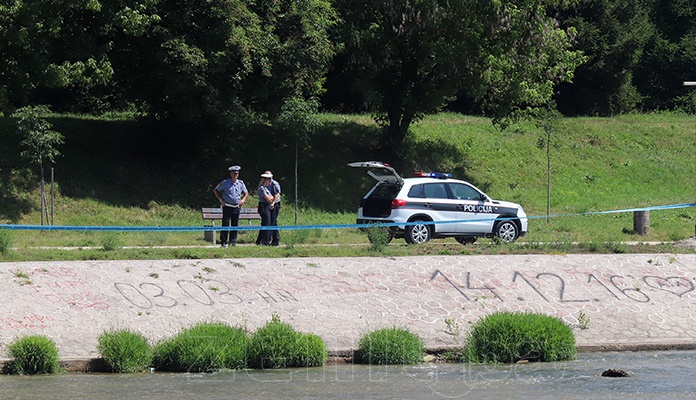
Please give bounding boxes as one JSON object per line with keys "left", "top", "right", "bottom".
{"left": 685, "top": 82, "right": 696, "bottom": 238}
{"left": 633, "top": 210, "right": 649, "bottom": 235}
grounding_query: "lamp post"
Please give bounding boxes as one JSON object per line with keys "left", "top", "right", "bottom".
{"left": 683, "top": 81, "right": 696, "bottom": 238}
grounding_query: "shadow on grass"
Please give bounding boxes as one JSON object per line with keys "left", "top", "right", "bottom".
{"left": 0, "top": 115, "right": 469, "bottom": 216}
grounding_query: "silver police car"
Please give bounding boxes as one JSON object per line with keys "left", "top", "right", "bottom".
{"left": 349, "top": 161, "right": 528, "bottom": 244}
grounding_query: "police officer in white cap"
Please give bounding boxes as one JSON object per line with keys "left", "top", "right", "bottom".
{"left": 256, "top": 171, "right": 275, "bottom": 246}
{"left": 213, "top": 165, "right": 249, "bottom": 247}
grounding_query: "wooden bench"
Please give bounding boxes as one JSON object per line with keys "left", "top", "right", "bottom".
{"left": 201, "top": 207, "right": 261, "bottom": 242}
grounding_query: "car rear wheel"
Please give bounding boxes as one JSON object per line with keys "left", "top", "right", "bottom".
{"left": 404, "top": 220, "right": 432, "bottom": 244}
{"left": 455, "top": 236, "right": 477, "bottom": 245}
{"left": 494, "top": 220, "right": 519, "bottom": 243}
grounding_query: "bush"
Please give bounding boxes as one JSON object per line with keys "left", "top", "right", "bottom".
{"left": 357, "top": 327, "right": 424, "bottom": 365}
{"left": 464, "top": 311, "right": 576, "bottom": 363}
{"left": 248, "top": 313, "right": 327, "bottom": 369}
{"left": 293, "top": 333, "right": 329, "bottom": 368}
{"left": 0, "top": 229, "right": 13, "bottom": 256}
{"left": 365, "top": 225, "right": 392, "bottom": 251}
{"left": 152, "top": 322, "right": 247, "bottom": 372}
{"left": 98, "top": 329, "right": 153, "bottom": 373}
{"left": 5, "top": 335, "right": 61, "bottom": 374}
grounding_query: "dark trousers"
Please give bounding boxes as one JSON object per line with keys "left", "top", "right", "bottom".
{"left": 270, "top": 203, "right": 280, "bottom": 245}
{"left": 220, "top": 206, "right": 240, "bottom": 245}
{"left": 256, "top": 203, "right": 273, "bottom": 245}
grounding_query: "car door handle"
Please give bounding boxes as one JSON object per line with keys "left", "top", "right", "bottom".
{"left": 424, "top": 202, "right": 434, "bottom": 207}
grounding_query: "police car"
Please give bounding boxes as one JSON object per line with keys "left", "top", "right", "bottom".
{"left": 348, "top": 161, "right": 528, "bottom": 244}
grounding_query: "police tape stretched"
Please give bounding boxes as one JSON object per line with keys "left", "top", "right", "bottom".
{"left": 1, "top": 203, "right": 694, "bottom": 232}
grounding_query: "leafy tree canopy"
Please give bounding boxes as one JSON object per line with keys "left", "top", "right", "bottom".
{"left": 333, "top": 0, "right": 586, "bottom": 156}
{"left": 0, "top": 0, "right": 160, "bottom": 115}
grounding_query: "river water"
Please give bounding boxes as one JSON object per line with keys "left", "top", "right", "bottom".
{"left": 1, "top": 350, "right": 694, "bottom": 399}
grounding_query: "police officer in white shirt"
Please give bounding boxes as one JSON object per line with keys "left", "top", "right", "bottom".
{"left": 213, "top": 165, "right": 249, "bottom": 247}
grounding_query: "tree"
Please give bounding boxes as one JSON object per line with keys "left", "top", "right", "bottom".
{"left": 0, "top": 0, "right": 161, "bottom": 115}
{"left": 532, "top": 106, "right": 564, "bottom": 222}
{"left": 276, "top": 96, "right": 322, "bottom": 224}
{"left": 112, "top": 0, "right": 337, "bottom": 123}
{"left": 333, "top": 0, "right": 585, "bottom": 158}
{"left": 15, "top": 105, "right": 64, "bottom": 225}
{"left": 634, "top": 0, "right": 696, "bottom": 111}
{"left": 554, "top": 0, "right": 653, "bottom": 115}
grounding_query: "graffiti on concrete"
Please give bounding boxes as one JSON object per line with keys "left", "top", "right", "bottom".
{"left": 0, "top": 314, "right": 54, "bottom": 330}
{"left": 430, "top": 270, "right": 695, "bottom": 304}
{"left": 114, "top": 280, "right": 298, "bottom": 309}
{"left": 22, "top": 266, "right": 110, "bottom": 309}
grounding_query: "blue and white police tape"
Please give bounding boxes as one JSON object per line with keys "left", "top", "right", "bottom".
{"left": 1, "top": 203, "right": 694, "bottom": 232}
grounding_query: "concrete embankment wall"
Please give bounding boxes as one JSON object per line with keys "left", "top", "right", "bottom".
{"left": 1, "top": 254, "right": 695, "bottom": 367}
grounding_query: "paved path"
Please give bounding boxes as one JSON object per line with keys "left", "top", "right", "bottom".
{"left": 1, "top": 254, "right": 696, "bottom": 362}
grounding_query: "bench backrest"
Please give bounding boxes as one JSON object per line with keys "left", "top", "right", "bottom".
{"left": 201, "top": 207, "right": 259, "bottom": 219}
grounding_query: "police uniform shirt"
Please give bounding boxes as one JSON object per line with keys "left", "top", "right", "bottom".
{"left": 216, "top": 179, "right": 248, "bottom": 206}
{"left": 258, "top": 185, "right": 273, "bottom": 205}
{"left": 271, "top": 179, "right": 281, "bottom": 204}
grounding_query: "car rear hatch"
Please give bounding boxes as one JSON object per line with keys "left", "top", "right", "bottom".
{"left": 348, "top": 161, "right": 404, "bottom": 218}
{"left": 347, "top": 161, "right": 404, "bottom": 185}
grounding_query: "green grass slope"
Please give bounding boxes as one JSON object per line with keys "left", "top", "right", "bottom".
{"left": 1, "top": 112, "right": 694, "bottom": 257}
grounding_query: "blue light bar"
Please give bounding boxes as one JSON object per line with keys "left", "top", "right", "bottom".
{"left": 414, "top": 172, "right": 452, "bottom": 178}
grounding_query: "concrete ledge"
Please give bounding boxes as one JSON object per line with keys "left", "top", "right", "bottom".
{"left": 2, "top": 255, "right": 696, "bottom": 365}
{"left": 7, "top": 342, "right": 696, "bottom": 374}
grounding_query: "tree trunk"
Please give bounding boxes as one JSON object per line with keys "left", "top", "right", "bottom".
{"left": 40, "top": 164, "right": 45, "bottom": 226}
{"left": 381, "top": 110, "right": 412, "bottom": 161}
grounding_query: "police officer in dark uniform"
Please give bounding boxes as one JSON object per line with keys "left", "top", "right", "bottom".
{"left": 256, "top": 172, "right": 275, "bottom": 246}
{"left": 213, "top": 165, "right": 249, "bottom": 247}
{"left": 265, "top": 170, "right": 281, "bottom": 246}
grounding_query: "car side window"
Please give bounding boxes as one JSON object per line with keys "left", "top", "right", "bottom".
{"left": 423, "top": 183, "right": 448, "bottom": 199}
{"left": 449, "top": 183, "right": 481, "bottom": 200}
{"left": 407, "top": 184, "right": 423, "bottom": 198}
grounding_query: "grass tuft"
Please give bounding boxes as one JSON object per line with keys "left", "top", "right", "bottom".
{"left": 98, "top": 329, "right": 153, "bottom": 373}
{"left": 247, "top": 313, "right": 327, "bottom": 369}
{"left": 152, "top": 322, "right": 247, "bottom": 372}
{"left": 4, "top": 335, "right": 61, "bottom": 375}
{"left": 357, "top": 327, "right": 425, "bottom": 365}
{"left": 464, "top": 311, "right": 576, "bottom": 363}
{"left": 0, "top": 229, "right": 13, "bottom": 256}
{"left": 365, "top": 225, "right": 392, "bottom": 252}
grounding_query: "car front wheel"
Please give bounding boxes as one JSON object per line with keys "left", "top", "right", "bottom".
{"left": 494, "top": 220, "right": 519, "bottom": 243}
{"left": 404, "top": 220, "right": 432, "bottom": 244}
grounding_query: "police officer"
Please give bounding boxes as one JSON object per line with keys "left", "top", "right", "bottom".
{"left": 256, "top": 172, "right": 275, "bottom": 246}
{"left": 263, "top": 170, "right": 281, "bottom": 246}
{"left": 213, "top": 165, "right": 249, "bottom": 247}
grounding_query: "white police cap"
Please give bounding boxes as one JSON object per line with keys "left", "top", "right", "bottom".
{"left": 228, "top": 165, "right": 241, "bottom": 172}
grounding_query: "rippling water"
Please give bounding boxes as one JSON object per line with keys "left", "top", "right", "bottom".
{"left": 1, "top": 350, "right": 695, "bottom": 400}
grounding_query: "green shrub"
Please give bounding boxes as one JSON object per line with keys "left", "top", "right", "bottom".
{"left": 293, "top": 333, "right": 329, "bottom": 368}
{"left": 365, "top": 225, "right": 392, "bottom": 251}
{"left": 248, "top": 313, "right": 327, "bottom": 369}
{"left": 464, "top": 311, "right": 576, "bottom": 364}
{"left": 0, "top": 229, "right": 13, "bottom": 256}
{"left": 357, "top": 327, "right": 424, "bottom": 365}
{"left": 152, "top": 322, "right": 247, "bottom": 372}
{"left": 98, "top": 329, "right": 153, "bottom": 373}
{"left": 101, "top": 232, "right": 123, "bottom": 251}
{"left": 5, "top": 335, "right": 61, "bottom": 374}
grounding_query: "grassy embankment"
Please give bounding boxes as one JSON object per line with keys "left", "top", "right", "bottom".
{"left": 1, "top": 112, "right": 694, "bottom": 261}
